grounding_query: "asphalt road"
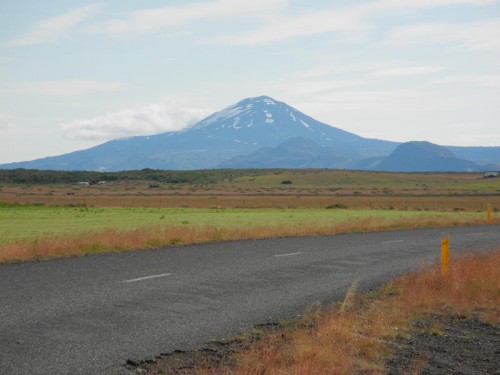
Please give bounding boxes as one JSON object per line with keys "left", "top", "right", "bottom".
{"left": 1, "top": 225, "right": 498, "bottom": 375}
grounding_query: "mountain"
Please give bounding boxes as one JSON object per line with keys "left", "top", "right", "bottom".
{"left": 0, "top": 96, "right": 397, "bottom": 171}
{"left": 447, "top": 146, "right": 500, "bottom": 168}
{"left": 218, "top": 137, "right": 350, "bottom": 169}
{"left": 370, "top": 141, "right": 483, "bottom": 172}
{"left": 0, "top": 96, "right": 498, "bottom": 172}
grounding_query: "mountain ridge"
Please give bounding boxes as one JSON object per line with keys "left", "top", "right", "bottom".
{"left": 0, "top": 95, "right": 498, "bottom": 172}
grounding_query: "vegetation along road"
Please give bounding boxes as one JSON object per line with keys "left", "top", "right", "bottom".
{"left": 0, "top": 224, "right": 498, "bottom": 375}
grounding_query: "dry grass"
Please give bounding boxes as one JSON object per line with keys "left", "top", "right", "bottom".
{"left": 1, "top": 215, "right": 495, "bottom": 263}
{"left": 1, "top": 193, "right": 499, "bottom": 211}
{"left": 188, "top": 249, "right": 499, "bottom": 375}
{"left": 387, "top": 248, "right": 500, "bottom": 324}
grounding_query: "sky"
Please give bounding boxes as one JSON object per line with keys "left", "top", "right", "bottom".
{"left": 1, "top": 0, "right": 499, "bottom": 164}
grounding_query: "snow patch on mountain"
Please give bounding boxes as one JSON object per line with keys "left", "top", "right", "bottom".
{"left": 232, "top": 116, "right": 242, "bottom": 129}
{"left": 300, "top": 119, "right": 311, "bottom": 129}
{"left": 192, "top": 104, "right": 249, "bottom": 129}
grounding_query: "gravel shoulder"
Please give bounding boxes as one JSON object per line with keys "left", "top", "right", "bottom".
{"left": 126, "top": 313, "right": 500, "bottom": 375}
{"left": 387, "top": 313, "right": 499, "bottom": 375}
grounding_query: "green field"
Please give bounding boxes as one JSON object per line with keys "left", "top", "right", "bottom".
{"left": 1, "top": 168, "right": 497, "bottom": 262}
{"left": 0, "top": 204, "right": 488, "bottom": 245}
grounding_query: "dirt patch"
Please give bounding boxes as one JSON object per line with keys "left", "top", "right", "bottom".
{"left": 386, "top": 313, "right": 500, "bottom": 375}
{"left": 128, "top": 345, "right": 234, "bottom": 375}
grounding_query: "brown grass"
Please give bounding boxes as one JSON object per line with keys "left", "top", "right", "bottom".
{"left": 389, "top": 249, "right": 500, "bottom": 323}
{"left": 1, "top": 215, "right": 495, "bottom": 263}
{"left": 188, "top": 249, "right": 499, "bottom": 375}
{"left": 0, "top": 187, "right": 500, "bottom": 211}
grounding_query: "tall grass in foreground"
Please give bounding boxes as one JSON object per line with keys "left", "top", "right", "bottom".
{"left": 0, "top": 215, "right": 495, "bottom": 262}
{"left": 192, "top": 250, "right": 499, "bottom": 375}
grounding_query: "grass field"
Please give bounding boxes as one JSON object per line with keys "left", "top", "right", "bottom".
{"left": 0, "top": 205, "right": 495, "bottom": 245}
{"left": 1, "top": 169, "right": 498, "bottom": 262}
{"left": 0, "top": 204, "right": 497, "bottom": 262}
{"left": 1, "top": 170, "right": 499, "bottom": 210}
{"left": 1, "top": 193, "right": 499, "bottom": 211}
{"left": 0, "top": 204, "right": 494, "bottom": 244}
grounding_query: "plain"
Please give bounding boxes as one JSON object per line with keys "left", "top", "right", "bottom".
{"left": 0, "top": 169, "right": 498, "bottom": 262}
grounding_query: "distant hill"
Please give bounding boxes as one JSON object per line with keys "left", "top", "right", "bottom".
{"left": 218, "top": 137, "right": 349, "bottom": 168}
{"left": 221, "top": 139, "right": 495, "bottom": 172}
{"left": 447, "top": 146, "right": 500, "bottom": 167}
{"left": 0, "top": 96, "right": 498, "bottom": 172}
{"left": 371, "top": 141, "right": 483, "bottom": 172}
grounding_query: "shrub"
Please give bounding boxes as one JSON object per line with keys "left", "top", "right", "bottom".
{"left": 326, "top": 203, "right": 347, "bottom": 209}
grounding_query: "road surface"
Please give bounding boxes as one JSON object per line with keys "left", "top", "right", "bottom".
{"left": 1, "top": 225, "right": 498, "bottom": 375}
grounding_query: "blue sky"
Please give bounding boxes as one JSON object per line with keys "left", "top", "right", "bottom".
{"left": 1, "top": 0, "right": 499, "bottom": 164}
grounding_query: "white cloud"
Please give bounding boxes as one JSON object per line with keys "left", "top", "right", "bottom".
{"left": 204, "top": 0, "right": 497, "bottom": 45}
{"left": 204, "top": 9, "right": 363, "bottom": 45}
{"left": 6, "top": 4, "right": 103, "bottom": 47}
{"left": 15, "top": 80, "right": 126, "bottom": 96}
{"left": 88, "top": 0, "right": 287, "bottom": 36}
{"left": 466, "top": 20, "right": 500, "bottom": 50}
{"left": 290, "top": 88, "right": 499, "bottom": 144}
{"left": 5, "top": 0, "right": 495, "bottom": 48}
{"left": 263, "top": 63, "right": 448, "bottom": 97}
{"left": 371, "top": 0, "right": 497, "bottom": 10}
{"left": 302, "top": 87, "right": 494, "bottom": 125}
{"left": 439, "top": 122, "right": 500, "bottom": 146}
{"left": 264, "top": 79, "right": 368, "bottom": 97}
{"left": 387, "top": 23, "right": 449, "bottom": 46}
{"left": 388, "top": 19, "right": 500, "bottom": 50}
{"left": 0, "top": 56, "right": 11, "bottom": 63}
{"left": 431, "top": 75, "right": 500, "bottom": 87}
{"left": 369, "top": 66, "right": 446, "bottom": 77}
{"left": 0, "top": 114, "right": 13, "bottom": 130}
{"left": 296, "top": 62, "right": 395, "bottom": 79}
{"left": 60, "top": 99, "right": 213, "bottom": 141}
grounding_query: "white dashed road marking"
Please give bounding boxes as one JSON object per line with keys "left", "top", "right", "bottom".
{"left": 273, "top": 252, "right": 303, "bottom": 258}
{"left": 381, "top": 240, "right": 404, "bottom": 244}
{"left": 122, "top": 273, "right": 172, "bottom": 283}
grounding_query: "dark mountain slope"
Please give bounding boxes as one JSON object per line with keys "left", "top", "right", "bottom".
{"left": 374, "top": 141, "right": 482, "bottom": 172}
{"left": 218, "top": 137, "right": 349, "bottom": 169}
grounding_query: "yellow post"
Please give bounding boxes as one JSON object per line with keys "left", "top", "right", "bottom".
{"left": 441, "top": 234, "right": 449, "bottom": 277}
{"left": 487, "top": 203, "right": 492, "bottom": 224}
